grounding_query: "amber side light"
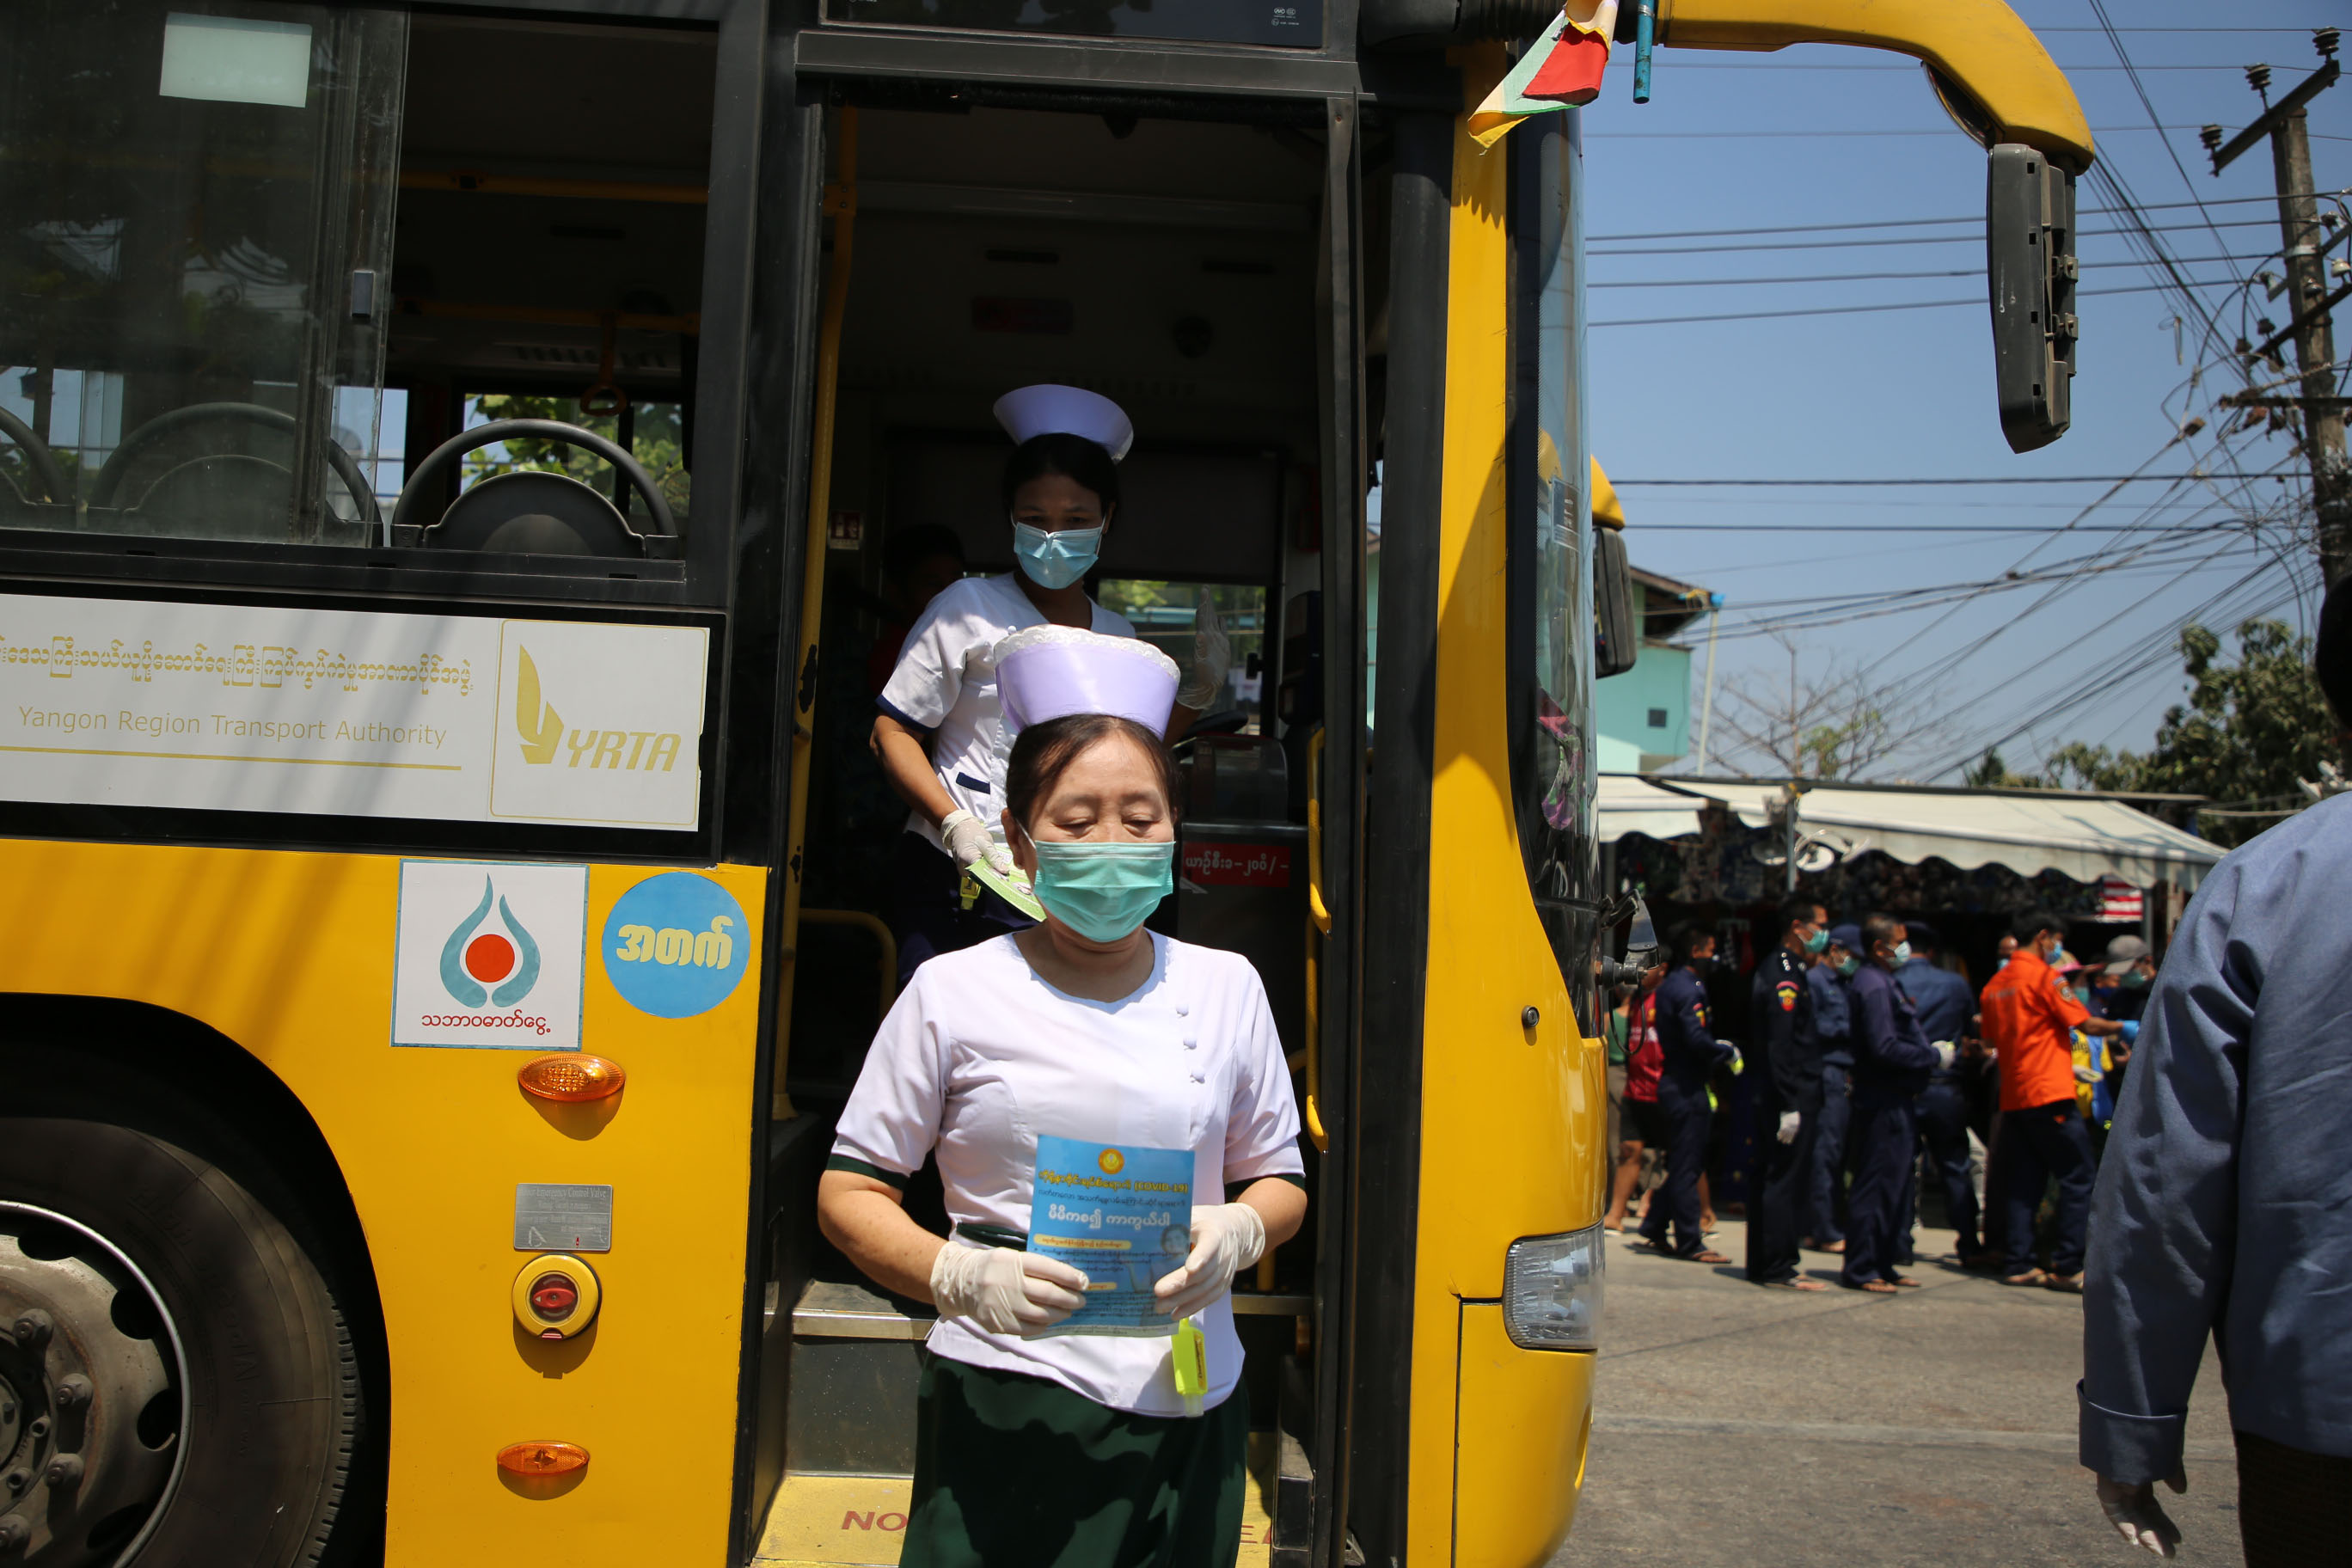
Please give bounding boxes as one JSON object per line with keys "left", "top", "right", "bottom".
{"left": 518, "top": 1054, "right": 626, "bottom": 1102}
{"left": 497, "top": 1441, "right": 589, "bottom": 1477}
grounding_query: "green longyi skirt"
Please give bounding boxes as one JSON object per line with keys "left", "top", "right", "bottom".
{"left": 901, "top": 1351, "right": 1249, "bottom": 1568}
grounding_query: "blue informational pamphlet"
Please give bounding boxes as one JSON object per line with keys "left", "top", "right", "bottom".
{"left": 1027, "top": 1135, "right": 1195, "bottom": 1338}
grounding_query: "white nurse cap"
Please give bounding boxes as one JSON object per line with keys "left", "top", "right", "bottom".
{"left": 995, "top": 626, "right": 1179, "bottom": 733}
{"left": 992, "top": 383, "right": 1135, "bottom": 462}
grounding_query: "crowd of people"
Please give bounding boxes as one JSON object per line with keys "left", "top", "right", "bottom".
{"left": 1602, "top": 898, "right": 2159, "bottom": 1295}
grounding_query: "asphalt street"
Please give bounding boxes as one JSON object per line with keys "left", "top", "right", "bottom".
{"left": 1554, "top": 1219, "right": 2244, "bottom": 1567}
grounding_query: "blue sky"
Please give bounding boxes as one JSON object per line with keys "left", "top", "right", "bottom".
{"left": 1580, "top": 3, "right": 2349, "bottom": 782}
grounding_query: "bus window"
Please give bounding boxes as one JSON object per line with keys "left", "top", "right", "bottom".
{"left": 387, "top": 15, "right": 714, "bottom": 556}
{"left": 1097, "top": 580, "right": 1268, "bottom": 732}
{"left": 0, "top": 0, "right": 405, "bottom": 542}
{"left": 1507, "top": 116, "right": 1598, "bottom": 1016}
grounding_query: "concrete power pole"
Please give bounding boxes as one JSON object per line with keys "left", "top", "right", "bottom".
{"left": 2204, "top": 29, "right": 2350, "bottom": 588}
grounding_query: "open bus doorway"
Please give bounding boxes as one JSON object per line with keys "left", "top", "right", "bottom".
{"left": 756, "top": 96, "right": 1343, "bottom": 1565}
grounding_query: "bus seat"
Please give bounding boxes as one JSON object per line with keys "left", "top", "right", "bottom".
{"left": 394, "top": 418, "right": 677, "bottom": 556}
{"left": 86, "top": 402, "right": 381, "bottom": 542}
{"left": 0, "top": 406, "right": 70, "bottom": 525}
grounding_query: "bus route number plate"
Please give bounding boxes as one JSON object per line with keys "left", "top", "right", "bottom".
{"left": 513, "top": 1183, "right": 614, "bottom": 1253}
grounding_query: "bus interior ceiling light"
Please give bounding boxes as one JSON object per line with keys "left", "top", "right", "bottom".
{"left": 496, "top": 1442, "right": 590, "bottom": 1477}
{"left": 518, "top": 1054, "right": 627, "bottom": 1102}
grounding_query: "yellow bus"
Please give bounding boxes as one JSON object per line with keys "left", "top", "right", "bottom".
{"left": 0, "top": 1, "right": 2089, "bottom": 1564}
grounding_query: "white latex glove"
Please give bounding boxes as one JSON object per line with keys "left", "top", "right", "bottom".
{"left": 940, "top": 808, "right": 1014, "bottom": 877}
{"left": 1932, "top": 1041, "right": 1958, "bottom": 1071}
{"left": 2096, "top": 1473, "right": 2184, "bottom": 1558}
{"left": 1777, "top": 1111, "right": 1801, "bottom": 1145}
{"left": 1153, "top": 1202, "right": 1265, "bottom": 1320}
{"left": 2073, "top": 1063, "right": 2102, "bottom": 1084}
{"left": 930, "top": 1242, "right": 1088, "bottom": 1337}
{"left": 1176, "top": 597, "right": 1232, "bottom": 711}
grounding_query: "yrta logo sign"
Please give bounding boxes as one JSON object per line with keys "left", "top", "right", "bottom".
{"left": 488, "top": 622, "right": 707, "bottom": 829}
{"left": 514, "top": 647, "right": 684, "bottom": 773}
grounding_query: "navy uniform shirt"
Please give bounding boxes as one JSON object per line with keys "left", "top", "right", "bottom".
{"left": 1809, "top": 965, "right": 1853, "bottom": 1067}
{"left": 1895, "top": 957, "right": 1975, "bottom": 1076}
{"left": 1749, "top": 945, "right": 1822, "bottom": 1111}
{"left": 1847, "top": 962, "right": 1940, "bottom": 1101}
{"left": 1653, "top": 964, "right": 1730, "bottom": 1088}
{"left": 2081, "top": 793, "right": 2352, "bottom": 1481}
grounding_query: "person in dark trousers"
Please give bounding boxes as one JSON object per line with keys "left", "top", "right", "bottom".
{"left": 1978, "top": 909, "right": 2126, "bottom": 1292}
{"left": 1747, "top": 895, "right": 1828, "bottom": 1290}
{"left": 2081, "top": 580, "right": 2352, "bottom": 1564}
{"left": 1895, "top": 923, "right": 1988, "bottom": 1266}
{"left": 1841, "top": 914, "right": 1951, "bottom": 1294}
{"left": 1638, "top": 922, "right": 1738, "bottom": 1265}
{"left": 1803, "top": 924, "right": 1859, "bottom": 1253}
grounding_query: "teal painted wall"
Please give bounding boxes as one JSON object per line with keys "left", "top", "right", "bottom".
{"left": 1596, "top": 580, "right": 1694, "bottom": 771}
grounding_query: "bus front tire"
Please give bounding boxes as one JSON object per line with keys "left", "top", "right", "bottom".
{"left": 0, "top": 1118, "right": 362, "bottom": 1568}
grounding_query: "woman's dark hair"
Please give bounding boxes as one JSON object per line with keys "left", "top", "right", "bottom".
{"left": 1001, "top": 432, "right": 1121, "bottom": 522}
{"left": 1005, "top": 713, "right": 1176, "bottom": 830}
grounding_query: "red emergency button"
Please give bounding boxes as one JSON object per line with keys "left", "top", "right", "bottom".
{"left": 530, "top": 1276, "right": 579, "bottom": 1320}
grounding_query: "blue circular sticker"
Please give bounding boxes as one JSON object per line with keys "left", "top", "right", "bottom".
{"left": 602, "top": 873, "right": 750, "bottom": 1019}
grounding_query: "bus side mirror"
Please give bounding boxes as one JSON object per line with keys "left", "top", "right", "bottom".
{"left": 1593, "top": 526, "right": 1637, "bottom": 679}
{"left": 1987, "top": 144, "right": 2078, "bottom": 453}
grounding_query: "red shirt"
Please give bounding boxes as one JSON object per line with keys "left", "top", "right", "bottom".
{"left": 1624, "top": 992, "right": 1663, "bottom": 1103}
{"left": 1979, "top": 949, "right": 2090, "bottom": 1112}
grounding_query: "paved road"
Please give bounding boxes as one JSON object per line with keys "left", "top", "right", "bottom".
{"left": 1554, "top": 1219, "right": 2243, "bottom": 1567}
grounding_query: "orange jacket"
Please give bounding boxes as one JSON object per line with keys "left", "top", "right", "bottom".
{"left": 1979, "top": 948, "right": 2090, "bottom": 1112}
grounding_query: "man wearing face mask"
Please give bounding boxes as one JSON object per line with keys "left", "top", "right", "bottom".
{"left": 1747, "top": 896, "right": 1828, "bottom": 1289}
{"left": 1895, "top": 923, "right": 1989, "bottom": 1267}
{"left": 1841, "top": 914, "right": 1952, "bottom": 1293}
{"left": 1638, "top": 922, "right": 1739, "bottom": 1265}
{"left": 1801, "top": 924, "right": 1859, "bottom": 1253}
{"left": 871, "top": 385, "right": 1228, "bottom": 983}
{"left": 1978, "top": 910, "right": 2126, "bottom": 1292}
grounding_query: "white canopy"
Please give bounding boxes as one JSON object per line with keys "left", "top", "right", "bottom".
{"left": 1597, "top": 773, "right": 1707, "bottom": 844}
{"left": 1605, "top": 776, "right": 2224, "bottom": 891}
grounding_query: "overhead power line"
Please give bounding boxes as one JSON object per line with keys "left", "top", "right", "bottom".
{"left": 1590, "top": 276, "right": 2260, "bottom": 328}
{"left": 1589, "top": 254, "right": 2270, "bottom": 288}
{"left": 1614, "top": 475, "right": 2288, "bottom": 486}
{"left": 1589, "top": 191, "right": 2349, "bottom": 244}
{"left": 1589, "top": 219, "right": 2288, "bottom": 258}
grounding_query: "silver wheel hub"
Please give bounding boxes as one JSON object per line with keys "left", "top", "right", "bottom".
{"left": 0, "top": 1209, "right": 180, "bottom": 1565}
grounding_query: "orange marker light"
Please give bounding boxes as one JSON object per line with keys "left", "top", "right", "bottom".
{"left": 518, "top": 1054, "right": 626, "bottom": 1102}
{"left": 497, "top": 1442, "right": 589, "bottom": 1477}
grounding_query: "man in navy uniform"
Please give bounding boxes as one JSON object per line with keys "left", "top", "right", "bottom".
{"left": 1638, "top": 921, "right": 1737, "bottom": 1265}
{"left": 1896, "top": 922, "right": 1988, "bottom": 1265}
{"left": 1803, "top": 924, "right": 1859, "bottom": 1253}
{"left": 1748, "top": 895, "right": 1829, "bottom": 1289}
{"left": 1842, "top": 913, "right": 1951, "bottom": 1293}
{"left": 2081, "top": 578, "right": 2352, "bottom": 1562}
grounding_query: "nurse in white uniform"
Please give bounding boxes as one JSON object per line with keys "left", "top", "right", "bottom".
{"left": 822, "top": 628, "right": 1306, "bottom": 1568}
{"left": 872, "top": 383, "right": 1229, "bottom": 983}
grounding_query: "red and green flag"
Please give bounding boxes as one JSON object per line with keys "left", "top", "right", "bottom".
{"left": 1470, "top": 1, "right": 1618, "bottom": 150}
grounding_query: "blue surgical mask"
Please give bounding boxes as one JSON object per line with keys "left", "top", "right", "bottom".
{"left": 1803, "top": 927, "right": 1828, "bottom": 954}
{"left": 1892, "top": 941, "right": 1912, "bottom": 965}
{"left": 1835, "top": 955, "right": 1859, "bottom": 978}
{"left": 1028, "top": 837, "right": 1173, "bottom": 942}
{"left": 1012, "top": 523, "right": 1103, "bottom": 590}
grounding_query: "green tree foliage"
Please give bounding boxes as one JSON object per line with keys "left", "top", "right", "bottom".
{"left": 1965, "top": 618, "right": 2334, "bottom": 847}
{"left": 462, "top": 393, "right": 690, "bottom": 521}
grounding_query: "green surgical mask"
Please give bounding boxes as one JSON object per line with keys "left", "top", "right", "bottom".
{"left": 1028, "top": 837, "right": 1174, "bottom": 943}
{"left": 1835, "top": 955, "right": 1859, "bottom": 978}
{"left": 1803, "top": 927, "right": 1828, "bottom": 954}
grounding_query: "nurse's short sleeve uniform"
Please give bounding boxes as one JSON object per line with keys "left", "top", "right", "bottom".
{"left": 830, "top": 932, "right": 1305, "bottom": 1418}
{"left": 876, "top": 574, "right": 1136, "bottom": 854}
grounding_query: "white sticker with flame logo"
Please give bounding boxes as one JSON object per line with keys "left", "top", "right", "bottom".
{"left": 490, "top": 620, "right": 708, "bottom": 828}
{"left": 391, "top": 860, "right": 589, "bottom": 1050}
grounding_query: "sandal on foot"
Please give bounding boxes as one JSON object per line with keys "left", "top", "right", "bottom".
{"left": 1758, "top": 1277, "right": 1828, "bottom": 1292}
{"left": 2044, "top": 1271, "right": 2086, "bottom": 1294}
{"left": 1844, "top": 1278, "right": 1900, "bottom": 1294}
{"left": 2000, "top": 1269, "right": 2050, "bottom": 1287}
{"left": 1886, "top": 1274, "right": 1923, "bottom": 1289}
{"left": 1690, "top": 1249, "right": 1732, "bottom": 1265}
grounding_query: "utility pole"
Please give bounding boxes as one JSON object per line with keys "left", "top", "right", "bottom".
{"left": 2203, "top": 28, "right": 2350, "bottom": 587}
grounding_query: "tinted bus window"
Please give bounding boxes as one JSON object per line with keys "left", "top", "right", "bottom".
{"left": 0, "top": 1, "right": 405, "bottom": 543}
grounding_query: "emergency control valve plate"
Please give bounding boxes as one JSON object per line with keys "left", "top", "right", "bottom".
{"left": 511, "top": 1253, "right": 600, "bottom": 1341}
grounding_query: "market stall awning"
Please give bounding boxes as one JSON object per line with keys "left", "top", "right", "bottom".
{"left": 1654, "top": 779, "right": 2223, "bottom": 890}
{"left": 1597, "top": 774, "right": 1707, "bottom": 843}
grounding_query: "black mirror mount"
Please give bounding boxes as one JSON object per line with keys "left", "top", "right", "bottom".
{"left": 1987, "top": 143, "right": 2079, "bottom": 453}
